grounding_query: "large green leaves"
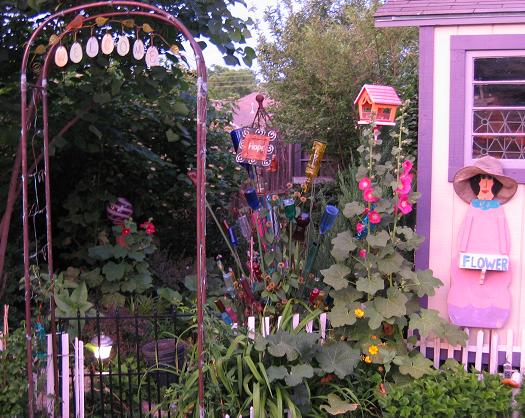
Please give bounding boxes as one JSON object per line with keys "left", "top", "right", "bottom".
{"left": 330, "top": 231, "right": 356, "bottom": 262}
{"left": 320, "top": 394, "right": 359, "bottom": 415}
{"left": 321, "top": 264, "right": 351, "bottom": 290}
{"left": 374, "top": 287, "right": 408, "bottom": 319}
{"left": 315, "top": 342, "right": 360, "bottom": 378}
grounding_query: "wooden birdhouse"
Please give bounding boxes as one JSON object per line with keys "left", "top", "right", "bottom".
{"left": 354, "top": 84, "right": 402, "bottom": 126}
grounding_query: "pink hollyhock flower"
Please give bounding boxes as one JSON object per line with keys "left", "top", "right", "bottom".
{"left": 397, "top": 194, "right": 413, "bottom": 215}
{"left": 358, "top": 249, "right": 367, "bottom": 258}
{"left": 402, "top": 160, "right": 413, "bottom": 174}
{"left": 363, "top": 187, "right": 378, "bottom": 203}
{"left": 356, "top": 223, "right": 364, "bottom": 233}
{"left": 358, "top": 177, "right": 372, "bottom": 191}
{"left": 121, "top": 227, "right": 131, "bottom": 236}
{"left": 396, "top": 173, "right": 413, "bottom": 195}
{"left": 369, "top": 210, "right": 381, "bottom": 224}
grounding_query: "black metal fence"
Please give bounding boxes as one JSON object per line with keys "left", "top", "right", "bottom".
{"left": 56, "top": 309, "right": 192, "bottom": 417}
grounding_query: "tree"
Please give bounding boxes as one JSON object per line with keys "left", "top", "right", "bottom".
{"left": 208, "top": 65, "right": 258, "bottom": 100}
{"left": 257, "top": 0, "right": 418, "bottom": 166}
{"left": 0, "top": 1, "right": 251, "bottom": 307}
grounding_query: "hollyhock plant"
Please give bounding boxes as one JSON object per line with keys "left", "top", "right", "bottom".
{"left": 402, "top": 159, "right": 413, "bottom": 175}
{"left": 396, "top": 173, "right": 413, "bottom": 195}
{"left": 363, "top": 187, "right": 379, "bottom": 203}
{"left": 368, "top": 210, "right": 381, "bottom": 224}
{"left": 397, "top": 194, "right": 413, "bottom": 215}
{"left": 358, "top": 176, "right": 372, "bottom": 191}
{"left": 322, "top": 117, "right": 466, "bottom": 385}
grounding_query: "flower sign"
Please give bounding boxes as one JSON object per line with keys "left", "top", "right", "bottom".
{"left": 235, "top": 127, "right": 277, "bottom": 167}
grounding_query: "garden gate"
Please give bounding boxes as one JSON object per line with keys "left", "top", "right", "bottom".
{"left": 17, "top": 3, "right": 208, "bottom": 416}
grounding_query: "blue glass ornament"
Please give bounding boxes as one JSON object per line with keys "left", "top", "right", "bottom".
{"left": 230, "top": 128, "right": 254, "bottom": 178}
{"left": 319, "top": 205, "right": 339, "bottom": 235}
{"left": 244, "top": 187, "right": 260, "bottom": 211}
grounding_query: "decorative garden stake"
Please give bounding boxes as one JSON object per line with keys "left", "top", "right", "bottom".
{"left": 303, "top": 205, "right": 339, "bottom": 277}
{"left": 302, "top": 140, "right": 327, "bottom": 192}
{"left": 447, "top": 156, "right": 517, "bottom": 328}
{"left": 106, "top": 197, "right": 133, "bottom": 225}
{"left": 353, "top": 84, "right": 401, "bottom": 126}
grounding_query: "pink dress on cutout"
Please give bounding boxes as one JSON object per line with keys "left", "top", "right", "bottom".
{"left": 447, "top": 199, "right": 511, "bottom": 328}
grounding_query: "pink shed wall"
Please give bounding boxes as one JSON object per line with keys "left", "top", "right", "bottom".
{"left": 427, "top": 24, "right": 525, "bottom": 347}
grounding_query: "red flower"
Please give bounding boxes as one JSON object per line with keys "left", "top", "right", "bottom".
{"left": 140, "top": 221, "right": 156, "bottom": 235}
{"left": 396, "top": 173, "right": 412, "bottom": 195}
{"left": 363, "top": 187, "right": 379, "bottom": 203}
{"left": 402, "top": 160, "right": 413, "bottom": 175}
{"left": 397, "top": 194, "right": 413, "bottom": 215}
{"left": 358, "top": 177, "right": 372, "bottom": 191}
{"left": 121, "top": 227, "right": 131, "bottom": 236}
{"left": 320, "top": 374, "right": 337, "bottom": 384}
{"left": 358, "top": 249, "right": 367, "bottom": 258}
{"left": 356, "top": 223, "right": 364, "bottom": 234}
{"left": 369, "top": 210, "right": 381, "bottom": 224}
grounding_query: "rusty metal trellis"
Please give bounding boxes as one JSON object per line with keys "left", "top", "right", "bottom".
{"left": 19, "top": 3, "right": 208, "bottom": 416}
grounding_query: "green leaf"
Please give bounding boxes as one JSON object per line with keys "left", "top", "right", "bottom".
{"left": 328, "top": 304, "right": 357, "bottom": 327}
{"left": 320, "top": 394, "right": 359, "bottom": 415}
{"left": 366, "top": 230, "right": 390, "bottom": 248}
{"left": 396, "top": 353, "right": 434, "bottom": 379}
{"left": 102, "top": 261, "right": 126, "bottom": 282}
{"left": 285, "top": 364, "right": 314, "bottom": 386}
{"left": 89, "top": 125, "right": 102, "bottom": 140}
{"left": 264, "top": 331, "right": 318, "bottom": 361}
{"left": 166, "top": 129, "right": 179, "bottom": 142}
{"left": 267, "top": 365, "right": 288, "bottom": 383}
{"left": 70, "top": 281, "right": 88, "bottom": 304}
{"left": 356, "top": 275, "right": 384, "bottom": 296}
{"left": 342, "top": 202, "right": 365, "bottom": 219}
{"left": 157, "top": 287, "right": 182, "bottom": 304}
{"left": 330, "top": 231, "right": 356, "bottom": 262}
{"left": 88, "top": 245, "right": 114, "bottom": 260}
{"left": 321, "top": 264, "right": 351, "bottom": 291}
{"left": 315, "top": 342, "right": 360, "bottom": 379}
{"left": 82, "top": 268, "right": 103, "bottom": 287}
{"left": 173, "top": 101, "right": 189, "bottom": 115}
{"left": 364, "top": 302, "right": 384, "bottom": 330}
{"left": 93, "top": 92, "right": 111, "bottom": 104}
{"left": 409, "top": 309, "right": 443, "bottom": 338}
{"left": 374, "top": 287, "right": 407, "bottom": 318}
{"left": 409, "top": 269, "right": 443, "bottom": 297}
{"left": 377, "top": 252, "right": 404, "bottom": 275}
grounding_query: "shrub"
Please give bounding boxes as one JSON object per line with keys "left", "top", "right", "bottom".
{"left": 379, "top": 361, "right": 513, "bottom": 418}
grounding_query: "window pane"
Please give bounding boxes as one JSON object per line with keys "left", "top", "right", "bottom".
{"left": 474, "top": 57, "right": 525, "bottom": 81}
{"left": 473, "top": 136, "right": 525, "bottom": 159}
{"left": 474, "top": 85, "right": 525, "bottom": 106}
{"left": 473, "top": 110, "right": 525, "bottom": 134}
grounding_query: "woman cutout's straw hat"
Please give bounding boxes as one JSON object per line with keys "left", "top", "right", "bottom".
{"left": 453, "top": 156, "right": 518, "bottom": 204}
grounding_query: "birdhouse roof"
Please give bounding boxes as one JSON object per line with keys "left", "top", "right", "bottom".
{"left": 353, "top": 84, "right": 402, "bottom": 106}
{"left": 375, "top": 0, "right": 525, "bottom": 27}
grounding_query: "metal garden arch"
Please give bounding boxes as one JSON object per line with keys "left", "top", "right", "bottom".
{"left": 19, "top": 2, "right": 208, "bottom": 416}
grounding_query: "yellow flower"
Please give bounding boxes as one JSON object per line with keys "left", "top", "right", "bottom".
{"left": 368, "top": 345, "right": 379, "bottom": 355}
{"left": 371, "top": 335, "right": 378, "bottom": 340}
{"left": 286, "top": 182, "right": 294, "bottom": 189}
{"left": 300, "top": 196, "right": 307, "bottom": 203}
{"left": 293, "top": 191, "right": 301, "bottom": 198}
{"left": 364, "top": 355, "right": 372, "bottom": 364}
{"left": 354, "top": 308, "right": 365, "bottom": 318}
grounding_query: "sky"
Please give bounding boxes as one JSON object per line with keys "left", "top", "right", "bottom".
{"left": 183, "top": 0, "right": 281, "bottom": 72}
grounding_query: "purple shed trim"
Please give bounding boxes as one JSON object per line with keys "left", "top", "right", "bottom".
{"left": 415, "top": 27, "right": 434, "bottom": 285}
{"left": 376, "top": 15, "right": 525, "bottom": 27}
{"left": 448, "top": 34, "right": 525, "bottom": 183}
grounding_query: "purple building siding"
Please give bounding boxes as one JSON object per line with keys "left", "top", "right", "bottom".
{"left": 415, "top": 26, "right": 435, "bottom": 275}
{"left": 375, "top": 0, "right": 525, "bottom": 27}
{"left": 448, "top": 34, "right": 525, "bottom": 184}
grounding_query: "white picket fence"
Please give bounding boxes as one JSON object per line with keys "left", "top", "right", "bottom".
{"left": 46, "top": 315, "right": 525, "bottom": 416}
{"left": 417, "top": 327, "right": 525, "bottom": 373}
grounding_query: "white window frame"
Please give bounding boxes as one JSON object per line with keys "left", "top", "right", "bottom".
{"left": 464, "top": 50, "right": 525, "bottom": 170}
